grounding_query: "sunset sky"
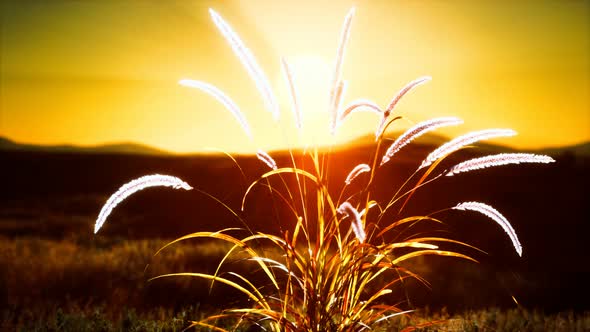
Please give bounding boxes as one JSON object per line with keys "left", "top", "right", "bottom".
{"left": 1, "top": 1, "right": 588, "bottom": 154}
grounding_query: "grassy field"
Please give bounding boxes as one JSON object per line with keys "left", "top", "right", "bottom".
{"left": 1, "top": 148, "right": 588, "bottom": 330}
{"left": 6, "top": 305, "right": 590, "bottom": 331}
{"left": 2, "top": 236, "right": 589, "bottom": 331}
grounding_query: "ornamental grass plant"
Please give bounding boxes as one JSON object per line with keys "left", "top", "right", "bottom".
{"left": 94, "top": 7, "right": 554, "bottom": 331}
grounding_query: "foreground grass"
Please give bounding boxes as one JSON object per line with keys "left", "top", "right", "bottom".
{"left": 2, "top": 236, "right": 588, "bottom": 331}
{"left": 4, "top": 306, "right": 589, "bottom": 331}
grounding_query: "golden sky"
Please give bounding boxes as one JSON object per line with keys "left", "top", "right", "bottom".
{"left": 1, "top": 0, "right": 588, "bottom": 154}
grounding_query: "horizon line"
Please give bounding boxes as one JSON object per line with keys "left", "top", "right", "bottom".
{"left": 1, "top": 134, "right": 588, "bottom": 156}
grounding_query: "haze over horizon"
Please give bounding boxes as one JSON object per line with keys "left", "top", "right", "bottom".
{"left": 3, "top": 131, "right": 588, "bottom": 157}
{"left": 1, "top": 1, "right": 589, "bottom": 154}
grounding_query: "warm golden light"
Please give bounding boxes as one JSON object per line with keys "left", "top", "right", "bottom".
{"left": 281, "top": 54, "right": 333, "bottom": 147}
{"left": 1, "top": 1, "right": 588, "bottom": 154}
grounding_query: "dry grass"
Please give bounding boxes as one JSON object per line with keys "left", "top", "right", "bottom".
{"left": 3, "top": 236, "right": 589, "bottom": 331}
{"left": 6, "top": 306, "right": 590, "bottom": 331}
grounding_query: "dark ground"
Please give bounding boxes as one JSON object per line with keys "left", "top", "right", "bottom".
{"left": 1, "top": 140, "right": 589, "bottom": 329}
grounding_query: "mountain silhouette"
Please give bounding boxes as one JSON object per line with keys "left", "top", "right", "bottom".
{"left": 0, "top": 136, "right": 168, "bottom": 156}
{"left": 1, "top": 134, "right": 587, "bottom": 157}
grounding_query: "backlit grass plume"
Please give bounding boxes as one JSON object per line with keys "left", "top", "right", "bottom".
{"left": 337, "top": 202, "right": 366, "bottom": 243}
{"left": 94, "top": 7, "right": 555, "bottom": 331}
{"left": 380, "top": 117, "right": 463, "bottom": 166}
{"left": 339, "top": 99, "right": 383, "bottom": 123}
{"left": 179, "top": 79, "right": 252, "bottom": 139}
{"left": 453, "top": 202, "right": 523, "bottom": 256}
{"left": 420, "top": 128, "right": 517, "bottom": 169}
{"left": 281, "top": 57, "right": 302, "bottom": 129}
{"left": 256, "top": 149, "right": 278, "bottom": 170}
{"left": 375, "top": 76, "right": 432, "bottom": 140}
{"left": 446, "top": 153, "right": 555, "bottom": 176}
{"left": 330, "top": 7, "right": 355, "bottom": 133}
{"left": 209, "top": 8, "right": 279, "bottom": 121}
{"left": 94, "top": 175, "right": 192, "bottom": 234}
{"left": 345, "top": 163, "right": 371, "bottom": 185}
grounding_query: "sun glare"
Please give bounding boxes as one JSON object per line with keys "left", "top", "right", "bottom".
{"left": 280, "top": 54, "right": 335, "bottom": 148}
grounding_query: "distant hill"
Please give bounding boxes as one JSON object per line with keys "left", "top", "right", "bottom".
{"left": 1, "top": 135, "right": 587, "bottom": 158}
{"left": 346, "top": 132, "right": 590, "bottom": 158}
{"left": 343, "top": 131, "right": 517, "bottom": 154}
{"left": 344, "top": 131, "right": 449, "bottom": 149}
{"left": 536, "top": 141, "right": 590, "bottom": 158}
{"left": 0, "top": 136, "right": 169, "bottom": 156}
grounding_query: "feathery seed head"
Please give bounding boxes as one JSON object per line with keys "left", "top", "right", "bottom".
{"left": 345, "top": 163, "right": 371, "bottom": 185}
{"left": 330, "top": 80, "right": 348, "bottom": 135}
{"left": 94, "top": 175, "right": 192, "bottom": 234}
{"left": 209, "top": 9, "right": 280, "bottom": 121}
{"left": 385, "top": 76, "right": 432, "bottom": 114}
{"left": 338, "top": 99, "right": 383, "bottom": 125}
{"left": 337, "top": 202, "right": 366, "bottom": 243}
{"left": 330, "top": 7, "right": 356, "bottom": 133}
{"left": 446, "top": 153, "right": 555, "bottom": 176}
{"left": 380, "top": 117, "right": 463, "bottom": 166}
{"left": 454, "top": 201, "right": 522, "bottom": 256}
{"left": 375, "top": 76, "right": 432, "bottom": 139}
{"left": 281, "top": 57, "right": 302, "bottom": 129}
{"left": 420, "top": 128, "right": 517, "bottom": 169}
{"left": 256, "top": 150, "right": 278, "bottom": 170}
{"left": 179, "top": 79, "right": 252, "bottom": 139}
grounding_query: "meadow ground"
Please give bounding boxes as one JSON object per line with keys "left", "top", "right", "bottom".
{"left": 1, "top": 148, "right": 589, "bottom": 330}
{"left": 2, "top": 236, "right": 589, "bottom": 331}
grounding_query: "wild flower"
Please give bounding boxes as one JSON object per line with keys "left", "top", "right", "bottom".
{"left": 93, "top": 6, "right": 556, "bottom": 332}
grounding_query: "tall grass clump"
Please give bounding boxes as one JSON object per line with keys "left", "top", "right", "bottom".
{"left": 93, "top": 7, "right": 555, "bottom": 331}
